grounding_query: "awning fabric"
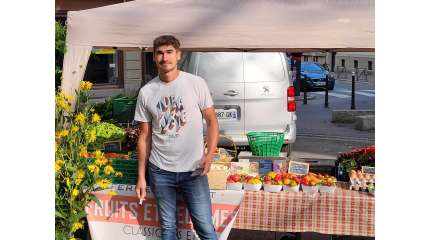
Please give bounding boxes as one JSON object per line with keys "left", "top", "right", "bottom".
{"left": 61, "top": 0, "right": 374, "bottom": 96}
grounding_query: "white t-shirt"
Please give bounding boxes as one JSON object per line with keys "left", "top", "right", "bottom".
{"left": 134, "top": 71, "right": 214, "bottom": 172}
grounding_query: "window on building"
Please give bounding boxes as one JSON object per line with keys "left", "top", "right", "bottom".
{"left": 313, "top": 56, "right": 318, "bottom": 62}
{"left": 368, "top": 61, "right": 373, "bottom": 70}
{"left": 354, "top": 60, "right": 358, "bottom": 69}
{"left": 304, "top": 56, "right": 309, "bottom": 62}
{"left": 83, "top": 49, "right": 124, "bottom": 87}
{"left": 341, "top": 59, "right": 345, "bottom": 67}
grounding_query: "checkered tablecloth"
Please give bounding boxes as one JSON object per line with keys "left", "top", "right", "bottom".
{"left": 233, "top": 182, "right": 374, "bottom": 237}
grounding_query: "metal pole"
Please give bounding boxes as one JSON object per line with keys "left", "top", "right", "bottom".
{"left": 330, "top": 52, "right": 336, "bottom": 72}
{"left": 324, "top": 75, "right": 329, "bottom": 108}
{"left": 351, "top": 70, "right": 356, "bottom": 109}
{"left": 292, "top": 53, "right": 302, "bottom": 97}
{"left": 303, "top": 76, "right": 307, "bottom": 104}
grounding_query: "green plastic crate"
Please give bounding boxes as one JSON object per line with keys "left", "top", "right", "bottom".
{"left": 246, "top": 132, "right": 284, "bottom": 156}
{"left": 85, "top": 158, "right": 138, "bottom": 185}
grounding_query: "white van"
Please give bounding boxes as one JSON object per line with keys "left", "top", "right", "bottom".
{"left": 180, "top": 52, "right": 297, "bottom": 155}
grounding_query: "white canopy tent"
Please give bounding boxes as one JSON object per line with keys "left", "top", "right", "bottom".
{"left": 61, "top": 0, "right": 374, "bottom": 96}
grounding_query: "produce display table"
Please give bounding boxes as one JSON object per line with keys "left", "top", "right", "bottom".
{"left": 233, "top": 182, "right": 375, "bottom": 237}
{"left": 86, "top": 183, "right": 374, "bottom": 239}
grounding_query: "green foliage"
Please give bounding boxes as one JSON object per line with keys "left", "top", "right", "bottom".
{"left": 55, "top": 21, "right": 66, "bottom": 90}
{"left": 89, "top": 122, "right": 126, "bottom": 144}
{"left": 337, "top": 145, "right": 375, "bottom": 173}
{"left": 92, "top": 94, "right": 124, "bottom": 121}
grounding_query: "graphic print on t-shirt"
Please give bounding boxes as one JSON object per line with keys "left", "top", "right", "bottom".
{"left": 156, "top": 96, "right": 187, "bottom": 136}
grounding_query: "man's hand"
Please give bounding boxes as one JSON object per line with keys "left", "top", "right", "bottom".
{"left": 135, "top": 178, "right": 147, "bottom": 202}
{"left": 199, "top": 154, "right": 213, "bottom": 176}
{"left": 201, "top": 106, "right": 218, "bottom": 176}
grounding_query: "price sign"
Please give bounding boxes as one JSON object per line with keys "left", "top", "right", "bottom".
{"left": 361, "top": 166, "right": 375, "bottom": 174}
{"left": 288, "top": 161, "right": 309, "bottom": 176}
{"left": 103, "top": 140, "right": 122, "bottom": 152}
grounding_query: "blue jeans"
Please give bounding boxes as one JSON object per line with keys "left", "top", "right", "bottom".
{"left": 147, "top": 162, "right": 218, "bottom": 240}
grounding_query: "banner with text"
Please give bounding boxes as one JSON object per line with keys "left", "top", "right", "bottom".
{"left": 86, "top": 184, "right": 244, "bottom": 240}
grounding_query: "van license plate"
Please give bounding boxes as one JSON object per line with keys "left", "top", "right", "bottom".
{"left": 215, "top": 109, "right": 238, "bottom": 121}
{"left": 315, "top": 82, "right": 326, "bottom": 86}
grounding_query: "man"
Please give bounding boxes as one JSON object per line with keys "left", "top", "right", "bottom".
{"left": 134, "top": 35, "right": 219, "bottom": 240}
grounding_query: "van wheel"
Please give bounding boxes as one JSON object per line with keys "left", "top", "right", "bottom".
{"left": 281, "top": 144, "right": 293, "bottom": 157}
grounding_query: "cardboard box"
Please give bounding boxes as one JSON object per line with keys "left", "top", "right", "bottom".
{"left": 207, "top": 162, "right": 230, "bottom": 190}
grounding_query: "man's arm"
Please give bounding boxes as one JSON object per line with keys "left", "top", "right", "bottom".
{"left": 136, "top": 122, "right": 152, "bottom": 201}
{"left": 200, "top": 106, "right": 219, "bottom": 175}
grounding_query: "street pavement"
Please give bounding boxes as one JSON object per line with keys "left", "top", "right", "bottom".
{"left": 290, "top": 79, "right": 375, "bottom": 162}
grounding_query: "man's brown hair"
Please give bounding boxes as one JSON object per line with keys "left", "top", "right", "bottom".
{"left": 153, "top": 35, "right": 181, "bottom": 51}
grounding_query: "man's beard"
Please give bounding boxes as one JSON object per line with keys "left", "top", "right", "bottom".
{"left": 159, "top": 63, "right": 177, "bottom": 74}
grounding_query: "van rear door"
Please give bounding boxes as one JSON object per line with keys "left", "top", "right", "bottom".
{"left": 244, "top": 52, "right": 292, "bottom": 133}
{"left": 195, "top": 52, "right": 245, "bottom": 137}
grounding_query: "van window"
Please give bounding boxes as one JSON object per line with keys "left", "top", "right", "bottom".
{"left": 197, "top": 52, "right": 243, "bottom": 83}
{"left": 244, "top": 53, "right": 285, "bottom": 82}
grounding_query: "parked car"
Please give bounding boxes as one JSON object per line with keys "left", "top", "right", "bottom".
{"left": 180, "top": 52, "right": 297, "bottom": 156}
{"left": 293, "top": 62, "right": 335, "bottom": 91}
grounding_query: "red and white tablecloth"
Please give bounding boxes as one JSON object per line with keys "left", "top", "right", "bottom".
{"left": 233, "top": 183, "right": 374, "bottom": 237}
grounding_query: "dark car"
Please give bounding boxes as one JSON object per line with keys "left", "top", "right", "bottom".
{"left": 294, "top": 62, "right": 335, "bottom": 91}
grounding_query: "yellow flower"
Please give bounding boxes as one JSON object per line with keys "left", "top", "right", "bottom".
{"left": 71, "top": 222, "right": 84, "bottom": 232}
{"left": 55, "top": 130, "right": 69, "bottom": 139}
{"left": 76, "top": 169, "right": 85, "bottom": 179}
{"left": 95, "top": 150, "right": 102, "bottom": 158}
{"left": 55, "top": 91, "right": 71, "bottom": 112}
{"left": 75, "top": 169, "right": 85, "bottom": 185}
{"left": 91, "top": 113, "right": 101, "bottom": 124}
{"left": 88, "top": 129, "right": 97, "bottom": 143}
{"left": 107, "top": 191, "right": 117, "bottom": 196}
{"left": 69, "top": 238, "right": 76, "bottom": 240}
{"left": 55, "top": 160, "right": 64, "bottom": 173}
{"left": 65, "top": 177, "right": 71, "bottom": 187}
{"left": 72, "top": 189, "right": 79, "bottom": 198}
{"left": 75, "top": 178, "right": 82, "bottom": 185}
{"left": 115, "top": 171, "right": 123, "bottom": 177}
{"left": 79, "top": 145, "right": 87, "bottom": 157}
{"left": 74, "top": 113, "right": 86, "bottom": 126}
{"left": 71, "top": 125, "right": 79, "bottom": 133}
{"left": 96, "top": 179, "right": 112, "bottom": 189}
{"left": 80, "top": 81, "right": 93, "bottom": 91}
{"left": 95, "top": 157, "right": 108, "bottom": 166}
{"left": 104, "top": 165, "right": 114, "bottom": 175}
{"left": 88, "top": 164, "right": 100, "bottom": 174}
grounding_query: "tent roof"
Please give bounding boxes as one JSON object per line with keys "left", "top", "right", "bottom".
{"left": 66, "top": 0, "right": 374, "bottom": 52}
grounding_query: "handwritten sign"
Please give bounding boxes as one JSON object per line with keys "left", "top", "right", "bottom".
{"left": 288, "top": 161, "right": 309, "bottom": 175}
{"left": 103, "top": 140, "right": 122, "bottom": 152}
{"left": 361, "top": 166, "right": 375, "bottom": 174}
